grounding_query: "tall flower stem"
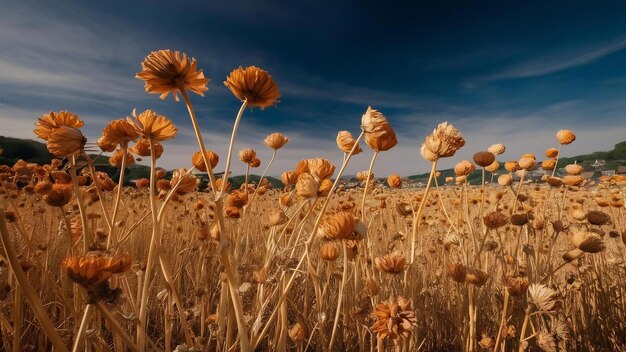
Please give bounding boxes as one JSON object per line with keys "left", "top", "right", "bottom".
{"left": 180, "top": 90, "right": 250, "bottom": 351}
{"left": 136, "top": 139, "right": 166, "bottom": 350}
{"left": 107, "top": 143, "right": 128, "bottom": 249}
{"left": 69, "top": 154, "right": 91, "bottom": 253}
{"left": 220, "top": 99, "right": 248, "bottom": 197}
{"left": 328, "top": 241, "right": 349, "bottom": 351}
{"left": 410, "top": 160, "right": 438, "bottom": 264}
{"left": 360, "top": 151, "right": 379, "bottom": 219}
{"left": 551, "top": 144, "right": 562, "bottom": 177}
{"left": 0, "top": 206, "right": 69, "bottom": 352}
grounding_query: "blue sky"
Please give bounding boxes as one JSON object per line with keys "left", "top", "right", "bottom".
{"left": 1, "top": 0, "right": 626, "bottom": 176}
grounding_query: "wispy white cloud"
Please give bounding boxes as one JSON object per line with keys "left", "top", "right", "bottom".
{"left": 470, "top": 36, "right": 626, "bottom": 84}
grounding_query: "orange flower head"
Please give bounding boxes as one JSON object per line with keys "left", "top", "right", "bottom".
{"left": 127, "top": 109, "right": 177, "bottom": 141}
{"left": 361, "top": 106, "right": 398, "bottom": 152}
{"left": 371, "top": 296, "right": 417, "bottom": 340}
{"left": 34, "top": 111, "right": 84, "bottom": 141}
{"left": 46, "top": 126, "right": 86, "bottom": 157}
{"left": 224, "top": 66, "right": 281, "bottom": 109}
{"left": 99, "top": 118, "right": 140, "bottom": 150}
{"left": 264, "top": 132, "right": 289, "bottom": 150}
{"left": 136, "top": 49, "right": 209, "bottom": 101}
{"left": 192, "top": 150, "right": 219, "bottom": 172}
{"left": 336, "top": 131, "right": 363, "bottom": 155}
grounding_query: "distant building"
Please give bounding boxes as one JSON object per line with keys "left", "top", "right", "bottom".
{"left": 617, "top": 166, "right": 626, "bottom": 175}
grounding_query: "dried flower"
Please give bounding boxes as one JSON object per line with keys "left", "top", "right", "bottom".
{"left": 192, "top": 150, "right": 219, "bottom": 172}
{"left": 46, "top": 126, "right": 86, "bottom": 157}
{"left": 546, "top": 148, "right": 559, "bottom": 158}
{"left": 296, "top": 173, "right": 319, "bottom": 198}
{"left": 454, "top": 160, "right": 475, "bottom": 176}
{"left": 336, "top": 131, "right": 362, "bottom": 154}
{"left": 541, "top": 159, "right": 556, "bottom": 171}
{"left": 224, "top": 66, "right": 280, "bottom": 109}
{"left": 34, "top": 111, "right": 84, "bottom": 141}
{"left": 487, "top": 143, "right": 506, "bottom": 155}
{"left": 319, "top": 241, "right": 341, "bottom": 261}
{"left": 569, "top": 231, "right": 605, "bottom": 253}
{"left": 136, "top": 49, "right": 209, "bottom": 101}
{"left": 448, "top": 263, "right": 467, "bottom": 282}
{"left": 99, "top": 118, "right": 140, "bottom": 150}
{"left": 473, "top": 151, "right": 496, "bottom": 168}
{"left": 420, "top": 122, "right": 465, "bottom": 161}
{"left": 375, "top": 253, "right": 406, "bottom": 274}
{"left": 565, "top": 164, "right": 583, "bottom": 175}
{"left": 317, "top": 211, "right": 357, "bottom": 240}
{"left": 62, "top": 252, "right": 131, "bottom": 303}
{"left": 281, "top": 170, "right": 298, "bottom": 186}
{"left": 498, "top": 174, "right": 512, "bottom": 186}
{"left": 264, "top": 132, "right": 289, "bottom": 150}
{"left": 127, "top": 110, "right": 177, "bottom": 141}
{"left": 483, "top": 211, "right": 508, "bottom": 229}
{"left": 465, "top": 268, "right": 488, "bottom": 286}
{"left": 132, "top": 138, "right": 164, "bottom": 158}
{"left": 528, "top": 284, "right": 559, "bottom": 312}
{"left": 556, "top": 129, "right": 576, "bottom": 145}
{"left": 371, "top": 296, "right": 417, "bottom": 340}
{"left": 108, "top": 148, "right": 135, "bottom": 167}
{"left": 361, "top": 106, "right": 398, "bottom": 152}
{"left": 387, "top": 174, "right": 402, "bottom": 189}
{"left": 44, "top": 184, "right": 73, "bottom": 207}
{"left": 170, "top": 169, "right": 197, "bottom": 194}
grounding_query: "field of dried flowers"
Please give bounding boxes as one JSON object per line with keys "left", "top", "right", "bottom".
{"left": 1, "top": 49, "right": 626, "bottom": 352}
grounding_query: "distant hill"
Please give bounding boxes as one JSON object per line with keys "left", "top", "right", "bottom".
{"left": 408, "top": 141, "right": 626, "bottom": 184}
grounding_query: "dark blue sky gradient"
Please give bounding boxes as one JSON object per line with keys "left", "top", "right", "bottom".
{"left": 1, "top": 0, "right": 626, "bottom": 175}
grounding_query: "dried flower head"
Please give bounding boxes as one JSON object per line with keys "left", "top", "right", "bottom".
{"left": 336, "top": 131, "right": 363, "bottom": 155}
{"left": 319, "top": 241, "right": 341, "bottom": 261}
{"left": 264, "top": 132, "right": 289, "bottom": 150}
{"left": 170, "top": 169, "right": 198, "bottom": 194}
{"left": 296, "top": 173, "right": 319, "bottom": 198}
{"left": 565, "top": 164, "right": 583, "bottom": 175}
{"left": 387, "top": 174, "right": 402, "bottom": 189}
{"left": 317, "top": 211, "right": 357, "bottom": 240}
{"left": 371, "top": 296, "right": 417, "bottom": 340}
{"left": 132, "top": 138, "right": 164, "bottom": 158}
{"left": 46, "top": 126, "right": 86, "bottom": 157}
{"left": 465, "top": 268, "right": 489, "bottom": 286}
{"left": 556, "top": 129, "right": 576, "bottom": 145}
{"left": 192, "top": 150, "right": 219, "bottom": 172}
{"left": 305, "top": 158, "right": 336, "bottom": 180}
{"left": 34, "top": 111, "right": 84, "bottom": 141}
{"left": 546, "top": 148, "right": 559, "bottom": 158}
{"left": 569, "top": 231, "right": 605, "bottom": 253}
{"left": 99, "top": 118, "right": 140, "bottom": 150}
{"left": 281, "top": 170, "right": 298, "bottom": 186}
{"left": 528, "top": 284, "right": 559, "bottom": 312}
{"left": 136, "top": 49, "right": 209, "bottom": 101}
{"left": 483, "top": 211, "right": 508, "bottom": 229}
{"left": 454, "top": 160, "right": 475, "bottom": 176}
{"left": 128, "top": 110, "right": 177, "bottom": 141}
{"left": 541, "top": 159, "right": 556, "bottom": 171}
{"left": 473, "top": 151, "right": 496, "bottom": 168}
{"left": 498, "top": 174, "right": 512, "bottom": 186}
{"left": 224, "top": 66, "right": 280, "bottom": 109}
{"left": 375, "top": 252, "right": 406, "bottom": 274}
{"left": 108, "top": 148, "right": 135, "bottom": 167}
{"left": 487, "top": 143, "right": 506, "bottom": 155}
{"left": 448, "top": 263, "right": 467, "bottom": 282}
{"left": 361, "top": 106, "right": 398, "bottom": 152}
{"left": 62, "top": 252, "right": 131, "bottom": 303}
{"left": 238, "top": 148, "right": 256, "bottom": 164}
{"left": 420, "top": 122, "right": 465, "bottom": 161}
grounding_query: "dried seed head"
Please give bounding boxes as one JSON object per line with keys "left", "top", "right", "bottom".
{"left": 556, "top": 129, "right": 576, "bottom": 145}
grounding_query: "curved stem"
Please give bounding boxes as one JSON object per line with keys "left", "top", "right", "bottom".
{"left": 0, "top": 206, "right": 69, "bottom": 352}
{"left": 249, "top": 149, "right": 276, "bottom": 206}
{"left": 220, "top": 99, "right": 249, "bottom": 197}
{"left": 360, "top": 151, "right": 379, "bottom": 219}
{"left": 180, "top": 89, "right": 218, "bottom": 194}
{"left": 551, "top": 144, "right": 562, "bottom": 177}
{"left": 107, "top": 143, "right": 128, "bottom": 249}
{"left": 410, "top": 160, "right": 438, "bottom": 264}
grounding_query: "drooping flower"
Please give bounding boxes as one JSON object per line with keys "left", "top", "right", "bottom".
{"left": 98, "top": 118, "right": 140, "bottom": 150}
{"left": 336, "top": 131, "right": 363, "bottom": 155}
{"left": 361, "top": 107, "right": 398, "bottom": 152}
{"left": 34, "top": 111, "right": 84, "bottom": 141}
{"left": 46, "top": 126, "right": 87, "bottom": 157}
{"left": 136, "top": 49, "right": 209, "bottom": 101}
{"left": 192, "top": 150, "right": 219, "bottom": 172}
